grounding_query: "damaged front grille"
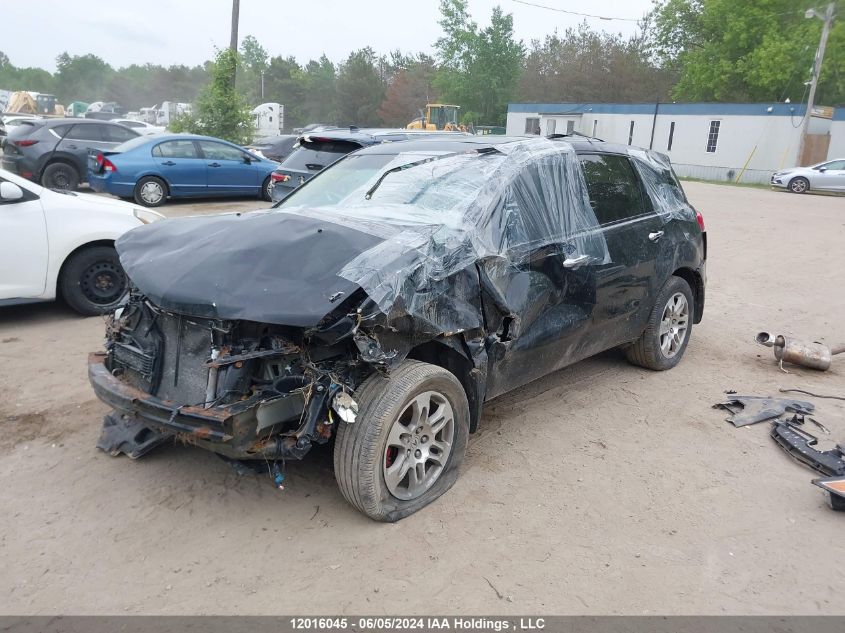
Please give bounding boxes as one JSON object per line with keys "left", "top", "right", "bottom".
{"left": 112, "top": 342, "right": 156, "bottom": 380}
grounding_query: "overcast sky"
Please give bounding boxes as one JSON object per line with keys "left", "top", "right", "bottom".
{"left": 2, "top": 0, "right": 653, "bottom": 71}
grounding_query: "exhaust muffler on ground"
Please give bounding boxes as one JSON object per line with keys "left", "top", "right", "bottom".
{"left": 756, "top": 332, "right": 845, "bottom": 371}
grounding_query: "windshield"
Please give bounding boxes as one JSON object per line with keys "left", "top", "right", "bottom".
{"left": 278, "top": 150, "right": 505, "bottom": 220}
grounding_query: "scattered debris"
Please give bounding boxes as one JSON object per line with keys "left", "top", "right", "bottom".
{"left": 770, "top": 420, "right": 845, "bottom": 477}
{"left": 812, "top": 476, "right": 845, "bottom": 511}
{"left": 756, "top": 332, "right": 845, "bottom": 372}
{"left": 808, "top": 417, "right": 832, "bottom": 435}
{"left": 483, "top": 576, "right": 504, "bottom": 600}
{"left": 780, "top": 388, "right": 845, "bottom": 402}
{"left": 714, "top": 395, "right": 814, "bottom": 427}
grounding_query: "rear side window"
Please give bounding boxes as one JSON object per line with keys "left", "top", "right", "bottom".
{"left": 104, "top": 125, "right": 138, "bottom": 143}
{"left": 198, "top": 140, "right": 245, "bottom": 161}
{"left": 579, "top": 154, "right": 646, "bottom": 225}
{"left": 152, "top": 140, "right": 199, "bottom": 159}
{"left": 64, "top": 124, "right": 104, "bottom": 142}
{"left": 281, "top": 143, "right": 358, "bottom": 171}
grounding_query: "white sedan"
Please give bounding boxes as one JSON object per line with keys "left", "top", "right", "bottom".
{"left": 771, "top": 158, "right": 845, "bottom": 193}
{"left": 0, "top": 169, "right": 164, "bottom": 315}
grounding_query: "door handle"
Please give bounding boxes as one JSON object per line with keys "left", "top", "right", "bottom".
{"left": 208, "top": 162, "right": 221, "bottom": 167}
{"left": 563, "top": 254, "right": 591, "bottom": 269}
{"left": 648, "top": 231, "right": 665, "bottom": 242}
{"left": 161, "top": 160, "right": 176, "bottom": 166}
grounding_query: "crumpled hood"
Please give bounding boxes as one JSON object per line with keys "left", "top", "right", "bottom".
{"left": 116, "top": 210, "right": 385, "bottom": 327}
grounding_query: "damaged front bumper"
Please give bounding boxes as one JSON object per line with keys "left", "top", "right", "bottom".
{"left": 88, "top": 352, "right": 324, "bottom": 460}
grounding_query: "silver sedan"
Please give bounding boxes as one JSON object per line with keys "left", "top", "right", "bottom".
{"left": 771, "top": 158, "right": 845, "bottom": 193}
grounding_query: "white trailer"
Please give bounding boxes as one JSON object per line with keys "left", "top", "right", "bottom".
{"left": 252, "top": 102, "right": 284, "bottom": 137}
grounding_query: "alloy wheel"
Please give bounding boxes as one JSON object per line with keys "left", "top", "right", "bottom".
{"left": 658, "top": 292, "right": 689, "bottom": 358}
{"left": 383, "top": 390, "right": 455, "bottom": 500}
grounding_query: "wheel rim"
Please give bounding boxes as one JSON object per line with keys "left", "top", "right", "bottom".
{"left": 140, "top": 181, "right": 164, "bottom": 205}
{"left": 266, "top": 179, "right": 273, "bottom": 199}
{"left": 658, "top": 292, "right": 689, "bottom": 359}
{"left": 383, "top": 390, "right": 454, "bottom": 500}
{"left": 791, "top": 179, "right": 807, "bottom": 193}
{"left": 80, "top": 260, "right": 126, "bottom": 305}
{"left": 51, "top": 169, "right": 71, "bottom": 189}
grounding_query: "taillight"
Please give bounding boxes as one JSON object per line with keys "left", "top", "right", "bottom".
{"left": 102, "top": 157, "right": 117, "bottom": 173}
{"left": 695, "top": 209, "right": 705, "bottom": 232}
{"left": 270, "top": 173, "right": 290, "bottom": 183}
{"left": 13, "top": 139, "right": 38, "bottom": 147}
{"left": 96, "top": 152, "right": 104, "bottom": 168}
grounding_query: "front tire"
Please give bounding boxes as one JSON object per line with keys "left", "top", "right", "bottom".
{"left": 788, "top": 177, "right": 809, "bottom": 194}
{"left": 41, "top": 162, "right": 79, "bottom": 190}
{"left": 625, "top": 276, "right": 694, "bottom": 371}
{"left": 60, "top": 245, "right": 128, "bottom": 316}
{"left": 333, "top": 360, "right": 470, "bottom": 522}
{"left": 134, "top": 176, "right": 168, "bottom": 207}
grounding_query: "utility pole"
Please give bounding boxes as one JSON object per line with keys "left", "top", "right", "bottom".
{"left": 798, "top": 2, "right": 836, "bottom": 165}
{"left": 230, "top": 0, "right": 240, "bottom": 53}
{"left": 229, "top": 0, "right": 240, "bottom": 88}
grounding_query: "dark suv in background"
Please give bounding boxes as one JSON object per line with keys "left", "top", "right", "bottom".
{"left": 1, "top": 118, "right": 140, "bottom": 190}
{"left": 269, "top": 127, "right": 469, "bottom": 201}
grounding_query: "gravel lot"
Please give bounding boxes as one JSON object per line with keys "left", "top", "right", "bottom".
{"left": 1, "top": 183, "right": 844, "bottom": 615}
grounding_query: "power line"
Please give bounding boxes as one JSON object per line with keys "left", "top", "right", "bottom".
{"left": 511, "top": 0, "right": 641, "bottom": 22}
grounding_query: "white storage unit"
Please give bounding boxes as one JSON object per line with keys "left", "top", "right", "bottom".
{"left": 507, "top": 102, "right": 843, "bottom": 184}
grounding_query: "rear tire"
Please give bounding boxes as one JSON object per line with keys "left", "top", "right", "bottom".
{"left": 134, "top": 176, "right": 167, "bottom": 207}
{"left": 41, "top": 162, "right": 79, "bottom": 191}
{"left": 333, "top": 360, "right": 469, "bottom": 522}
{"left": 261, "top": 176, "right": 273, "bottom": 201}
{"left": 788, "top": 177, "right": 809, "bottom": 194}
{"left": 60, "top": 245, "right": 127, "bottom": 316}
{"left": 625, "top": 276, "right": 694, "bottom": 371}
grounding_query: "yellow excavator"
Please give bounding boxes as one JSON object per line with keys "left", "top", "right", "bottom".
{"left": 407, "top": 104, "right": 467, "bottom": 132}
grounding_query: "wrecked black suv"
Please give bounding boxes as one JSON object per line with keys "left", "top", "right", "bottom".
{"left": 89, "top": 135, "right": 706, "bottom": 522}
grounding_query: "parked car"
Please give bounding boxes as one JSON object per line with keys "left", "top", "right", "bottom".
{"left": 269, "top": 128, "right": 469, "bottom": 201}
{"left": 0, "top": 168, "right": 163, "bottom": 315}
{"left": 245, "top": 134, "right": 298, "bottom": 163}
{"left": 1, "top": 118, "right": 140, "bottom": 190}
{"left": 88, "top": 135, "right": 706, "bottom": 521}
{"left": 771, "top": 158, "right": 845, "bottom": 193}
{"left": 87, "top": 134, "right": 279, "bottom": 207}
{"left": 110, "top": 119, "right": 166, "bottom": 136}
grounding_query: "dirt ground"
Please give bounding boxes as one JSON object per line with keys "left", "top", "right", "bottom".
{"left": 1, "top": 183, "right": 844, "bottom": 616}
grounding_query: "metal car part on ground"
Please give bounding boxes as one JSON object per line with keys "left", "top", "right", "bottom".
{"left": 89, "top": 135, "right": 706, "bottom": 521}
{"left": 714, "top": 395, "right": 815, "bottom": 427}
{"left": 771, "top": 420, "right": 845, "bottom": 477}
{"left": 756, "top": 331, "right": 845, "bottom": 371}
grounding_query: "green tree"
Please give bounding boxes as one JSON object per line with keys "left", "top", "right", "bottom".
{"left": 336, "top": 47, "right": 385, "bottom": 126}
{"left": 263, "top": 55, "right": 306, "bottom": 130}
{"left": 54, "top": 53, "right": 114, "bottom": 102}
{"left": 433, "top": 0, "right": 524, "bottom": 125}
{"left": 300, "top": 55, "right": 338, "bottom": 124}
{"left": 649, "top": 0, "right": 845, "bottom": 104}
{"left": 171, "top": 48, "right": 253, "bottom": 144}
{"left": 378, "top": 54, "right": 438, "bottom": 126}
{"left": 520, "top": 21, "right": 673, "bottom": 104}
{"left": 238, "top": 35, "right": 269, "bottom": 105}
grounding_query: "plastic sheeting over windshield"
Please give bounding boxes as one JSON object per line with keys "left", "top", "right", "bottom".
{"left": 277, "top": 138, "right": 610, "bottom": 331}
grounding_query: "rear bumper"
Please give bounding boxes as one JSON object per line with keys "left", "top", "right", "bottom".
{"left": 88, "top": 352, "right": 309, "bottom": 459}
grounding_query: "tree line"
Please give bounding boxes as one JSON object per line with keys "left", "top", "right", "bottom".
{"left": 1, "top": 0, "right": 842, "bottom": 131}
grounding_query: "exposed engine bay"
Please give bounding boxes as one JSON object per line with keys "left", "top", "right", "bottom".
{"left": 93, "top": 288, "right": 400, "bottom": 461}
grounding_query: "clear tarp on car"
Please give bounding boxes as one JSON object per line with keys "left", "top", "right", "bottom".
{"left": 276, "top": 138, "right": 610, "bottom": 330}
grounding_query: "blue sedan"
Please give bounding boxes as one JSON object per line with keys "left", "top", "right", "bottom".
{"left": 87, "top": 134, "right": 279, "bottom": 207}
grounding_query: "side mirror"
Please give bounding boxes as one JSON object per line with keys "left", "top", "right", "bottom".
{"left": 0, "top": 181, "right": 24, "bottom": 201}
{"left": 818, "top": 167, "right": 827, "bottom": 172}
{"left": 243, "top": 154, "right": 253, "bottom": 164}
